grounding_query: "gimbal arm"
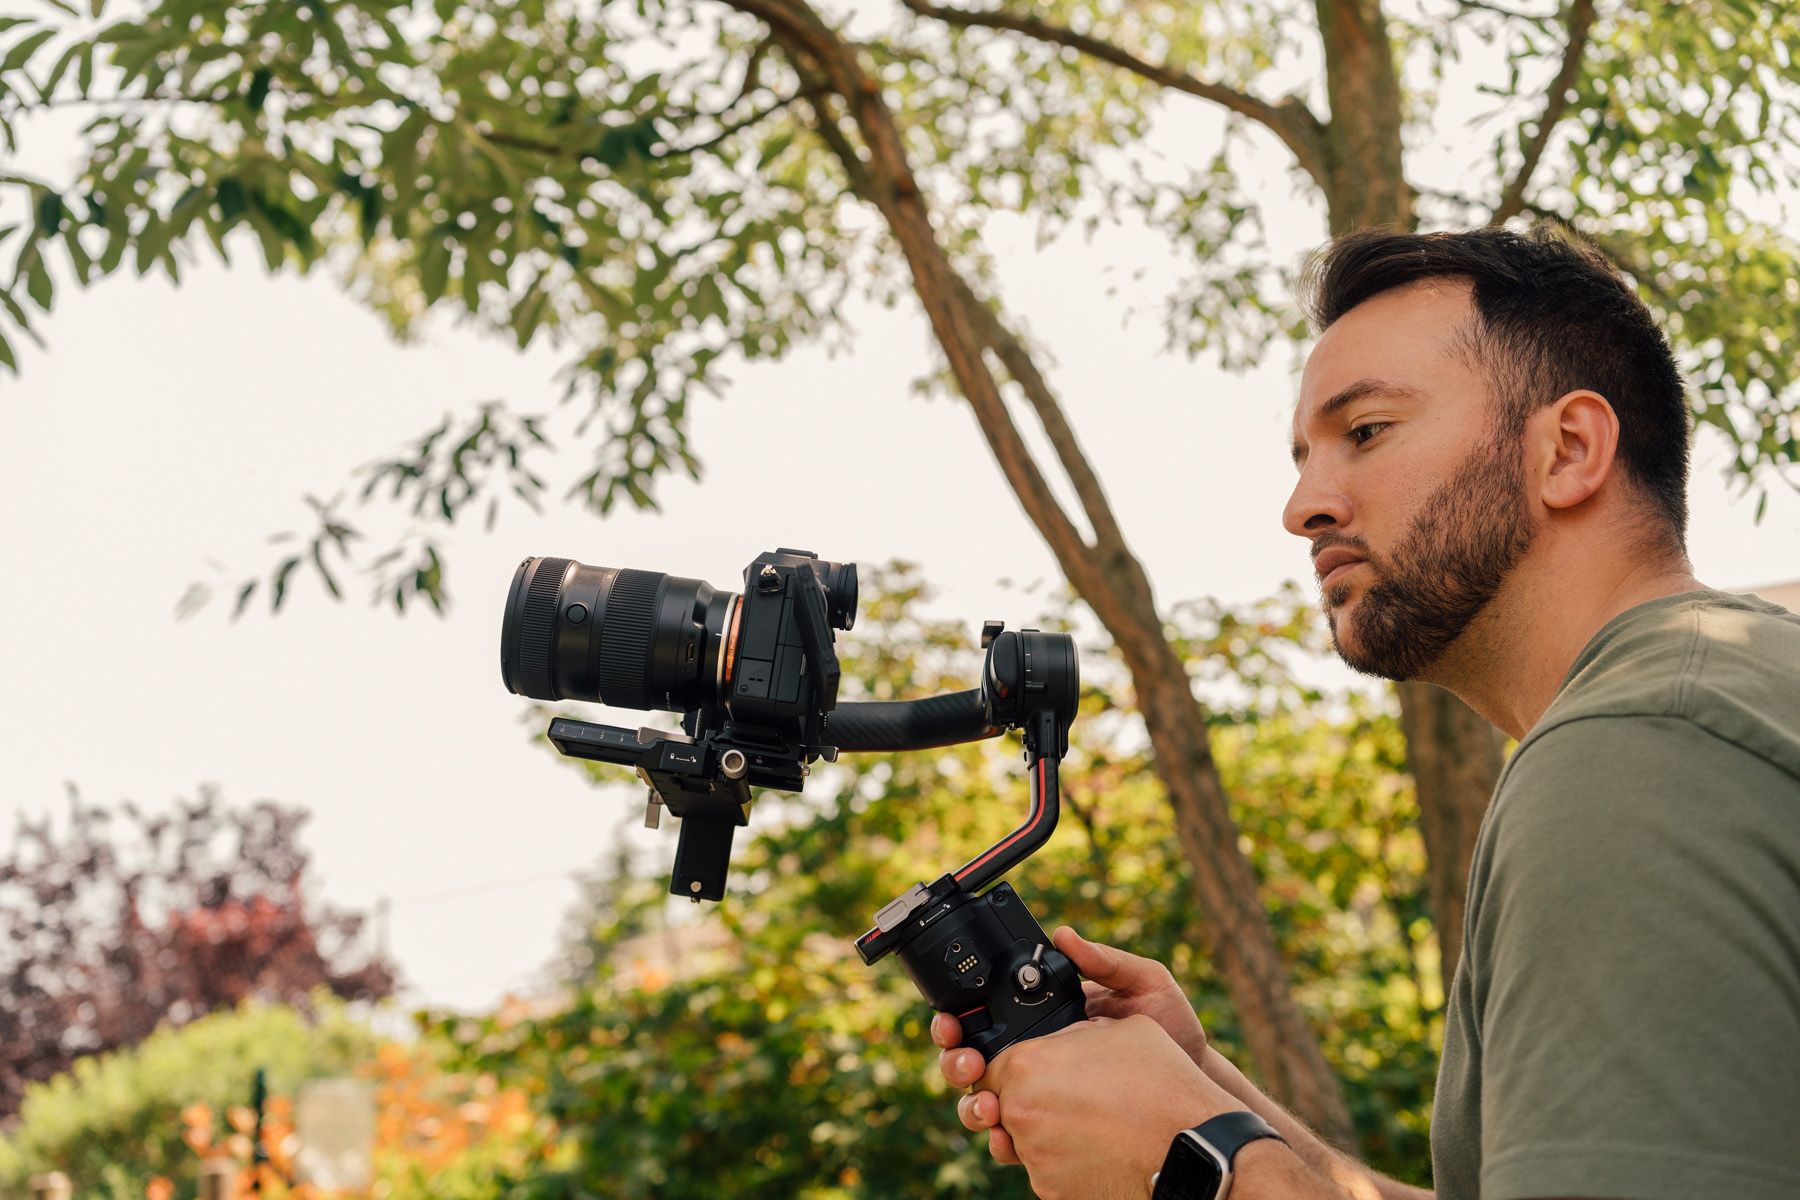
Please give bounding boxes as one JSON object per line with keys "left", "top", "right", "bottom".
{"left": 825, "top": 690, "right": 999, "bottom": 752}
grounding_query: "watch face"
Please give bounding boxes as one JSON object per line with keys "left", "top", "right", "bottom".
{"left": 1158, "top": 1132, "right": 1228, "bottom": 1199}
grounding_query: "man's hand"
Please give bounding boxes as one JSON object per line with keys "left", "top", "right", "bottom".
{"left": 984, "top": 1013, "right": 1235, "bottom": 1200}
{"left": 931, "top": 926, "right": 1211, "bottom": 1166}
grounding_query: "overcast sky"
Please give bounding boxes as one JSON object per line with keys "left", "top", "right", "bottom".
{"left": 4, "top": 40, "right": 1797, "bottom": 1010}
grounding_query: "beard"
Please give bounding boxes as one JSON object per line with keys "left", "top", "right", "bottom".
{"left": 1325, "top": 430, "right": 1537, "bottom": 681}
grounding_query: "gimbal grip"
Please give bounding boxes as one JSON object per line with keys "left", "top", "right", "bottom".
{"left": 826, "top": 690, "right": 996, "bottom": 752}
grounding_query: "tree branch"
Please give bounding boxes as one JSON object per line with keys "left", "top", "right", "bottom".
{"left": 1492, "top": 0, "right": 1596, "bottom": 223}
{"left": 900, "top": 0, "right": 1330, "bottom": 189}
{"left": 477, "top": 88, "right": 820, "bottom": 163}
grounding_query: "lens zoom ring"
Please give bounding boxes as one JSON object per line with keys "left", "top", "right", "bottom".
{"left": 598, "top": 568, "right": 661, "bottom": 706}
{"left": 519, "top": 557, "right": 570, "bottom": 699}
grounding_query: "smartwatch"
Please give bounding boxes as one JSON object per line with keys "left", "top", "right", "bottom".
{"left": 1149, "top": 1110, "right": 1285, "bottom": 1200}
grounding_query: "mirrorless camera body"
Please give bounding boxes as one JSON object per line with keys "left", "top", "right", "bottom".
{"left": 500, "top": 547, "right": 1087, "bottom": 1059}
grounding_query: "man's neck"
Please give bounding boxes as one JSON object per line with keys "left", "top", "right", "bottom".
{"left": 1424, "top": 539, "right": 1705, "bottom": 741}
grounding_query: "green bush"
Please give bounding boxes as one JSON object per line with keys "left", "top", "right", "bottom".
{"left": 0, "top": 1000, "right": 378, "bottom": 1200}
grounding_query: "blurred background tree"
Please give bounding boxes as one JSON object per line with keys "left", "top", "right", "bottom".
{"left": 2, "top": 0, "right": 1797, "bottom": 1151}
{"left": 0, "top": 788, "right": 396, "bottom": 1118}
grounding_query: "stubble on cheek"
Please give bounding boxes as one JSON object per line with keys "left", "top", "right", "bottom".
{"left": 1325, "top": 432, "right": 1535, "bottom": 682}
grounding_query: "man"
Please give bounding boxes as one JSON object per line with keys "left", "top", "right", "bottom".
{"left": 930, "top": 227, "right": 1800, "bottom": 1199}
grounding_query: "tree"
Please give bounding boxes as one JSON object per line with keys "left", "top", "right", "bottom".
{"left": 0, "top": 786, "right": 396, "bottom": 1117}
{"left": 3, "top": 0, "right": 1798, "bottom": 1139}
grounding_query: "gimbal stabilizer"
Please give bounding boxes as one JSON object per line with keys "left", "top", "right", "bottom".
{"left": 504, "top": 550, "right": 1086, "bottom": 1059}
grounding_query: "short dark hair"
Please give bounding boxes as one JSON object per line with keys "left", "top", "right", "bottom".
{"left": 1301, "top": 226, "right": 1691, "bottom": 543}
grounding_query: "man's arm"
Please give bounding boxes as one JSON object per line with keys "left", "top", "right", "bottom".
{"left": 1196, "top": 1043, "right": 1431, "bottom": 1200}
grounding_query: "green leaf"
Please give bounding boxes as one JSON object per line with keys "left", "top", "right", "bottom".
{"left": 2, "top": 28, "right": 55, "bottom": 74}
{"left": 311, "top": 540, "right": 342, "bottom": 599}
{"left": 25, "top": 252, "right": 50, "bottom": 308}
{"left": 357, "top": 188, "right": 382, "bottom": 244}
{"left": 134, "top": 213, "right": 171, "bottom": 276}
{"left": 34, "top": 189, "right": 63, "bottom": 237}
{"left": 216, "top": 176, "right": 247, "bottom": 223}
{"left": 0, "top": 330, "right": 15, "bottom": 372}
{"left": 419, "top": 237, "right": 450, "bottom": 304}
{"left": 243, "top": 205, "right": 285, "bottom": 271}
{"left": 35, "top": 40, "right": 83, "bottom": 101}
{"left": 245, "top": 65, "right": 271, "bottom": 112}
{"left": 95, "top": 20, "right": 147, "bottom": 43}
{"left": 167, "top": 183, "right": 207, "bottom": 238}
{"left": 61, "top": 223, "right": 92, "bottom": 284}
{"left": 271, "top": 556, "right": 301, "bottom": 610}
{"left": 511, "top": 284, "right": 550, "bottom": 348}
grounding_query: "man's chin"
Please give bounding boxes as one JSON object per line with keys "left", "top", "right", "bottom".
{"left": 1327, "top": 601, "right": 1418, "bottom": 682}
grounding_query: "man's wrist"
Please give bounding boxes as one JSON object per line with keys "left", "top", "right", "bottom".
{"left": 1151, "top": 1110, "right": 1290, "bottom": 1200}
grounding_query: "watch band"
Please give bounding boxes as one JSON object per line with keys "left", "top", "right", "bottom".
{"left": 1150, "top": 1110, "right": 1285, "bottom": 1200}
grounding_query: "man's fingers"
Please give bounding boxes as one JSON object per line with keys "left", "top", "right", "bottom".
{"left": 956, "top": 1090, "right": 999, "bottom": 1131}
{"left": 931, "top": 1012, "right": 963, "bottom": 1050}
{"left": 987, "top": 1125, "right": 1020, "bottom": 1165}
{"left": 1053, "top": 925, "right": 1149, "bottom": 989}
{"left": 939, "top": 1046, "right": 985, "bottom": 1090}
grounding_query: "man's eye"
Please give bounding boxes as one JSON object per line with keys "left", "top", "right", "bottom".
{"left": 1349, "top": 422, "right": 1388, "bottom": 447}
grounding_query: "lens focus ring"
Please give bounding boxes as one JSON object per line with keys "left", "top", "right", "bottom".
{"left": 517, "top": 557, "right": 570, "bottom": 699}
{"left": 597, "top": 568, "right": 662, "bottom": 707}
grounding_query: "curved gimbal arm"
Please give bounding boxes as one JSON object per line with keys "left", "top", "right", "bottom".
{"left": 851, "top": 726, "right": 1065, "bottom": 964}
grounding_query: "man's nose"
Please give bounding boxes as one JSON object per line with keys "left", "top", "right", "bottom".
{"left": 1282, "top": 465, "right": 1352, "bottom": 539}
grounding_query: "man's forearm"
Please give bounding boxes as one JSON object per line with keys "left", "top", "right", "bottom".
{"left": 1199, "top": 1047, "right": 1432, "bottom": 1200}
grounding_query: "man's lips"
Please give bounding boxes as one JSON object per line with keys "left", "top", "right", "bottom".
{"left": 1313, "top": 546, "right": 1367, "bottom": 589}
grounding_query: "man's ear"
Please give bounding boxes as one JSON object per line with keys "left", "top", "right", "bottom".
{"left": 1531, "top": 389, "right": 1620, "bottom": 511}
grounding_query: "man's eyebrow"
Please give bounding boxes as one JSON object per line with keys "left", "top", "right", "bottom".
{"left": 1289, "top": 378, "right": 1426, "bottom": 465}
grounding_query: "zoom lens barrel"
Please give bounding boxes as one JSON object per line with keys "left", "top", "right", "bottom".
{"left": 501, "top": 556, "right": 738, "bottom": 711}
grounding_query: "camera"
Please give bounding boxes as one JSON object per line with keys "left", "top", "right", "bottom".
{"left": 500, "top": 547, "right": 1088, "bottom": 1058}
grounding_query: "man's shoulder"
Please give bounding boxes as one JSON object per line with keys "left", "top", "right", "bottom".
{"left": 1519, "top": 588, "right": 1800, "bottom": 782}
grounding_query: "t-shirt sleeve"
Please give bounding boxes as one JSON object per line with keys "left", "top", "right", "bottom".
{"left": 1473, "top": 715, "right": 1800, "bottom": 1200}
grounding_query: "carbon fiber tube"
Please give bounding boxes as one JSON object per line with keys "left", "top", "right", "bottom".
{"left": 825, "top": 690, "right": 998, "bottom": 752}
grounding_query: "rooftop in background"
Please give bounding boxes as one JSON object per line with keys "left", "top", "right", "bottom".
{"left": 1748, "top": 580, "right": 1800, "bottom": 611}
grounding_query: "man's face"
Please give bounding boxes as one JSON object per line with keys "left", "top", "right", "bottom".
{"left": 1284, "top": 281, "right": 1537, "bottom": 681}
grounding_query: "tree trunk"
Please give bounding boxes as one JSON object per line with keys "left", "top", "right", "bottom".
{"left": 733, "top": 0, "right": 1358, "bottom": 1146}
{"left": 1396, "top": 682, "right": 1504, "bottom": 974}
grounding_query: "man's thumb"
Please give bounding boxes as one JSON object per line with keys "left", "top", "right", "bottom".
{"left": 1052, "top": 925, "right": 1142, "bottom": 986}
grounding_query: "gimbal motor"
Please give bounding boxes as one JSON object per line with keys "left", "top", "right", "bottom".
{"left": 499, "top": 548, "right": 1087, "bottom": 1057}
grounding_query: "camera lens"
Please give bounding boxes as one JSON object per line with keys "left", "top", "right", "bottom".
{"left": 501, "top": 556, "right": 739, "bottom": 711}
{"left": 824, "top": 562, "right": 858, "bottom": 631}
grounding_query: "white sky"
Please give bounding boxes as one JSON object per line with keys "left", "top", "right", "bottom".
{"left": 3, "top": 27, "right": 1797, "bottom": 1010}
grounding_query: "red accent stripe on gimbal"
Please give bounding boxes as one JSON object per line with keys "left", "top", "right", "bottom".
{"left": 954, "top": 758, "right": 1046, "bottom": 882}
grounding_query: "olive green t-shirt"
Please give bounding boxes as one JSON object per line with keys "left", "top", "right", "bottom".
{"left": 1431, "top": 588, "right": 1800, "bottom": 1200}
